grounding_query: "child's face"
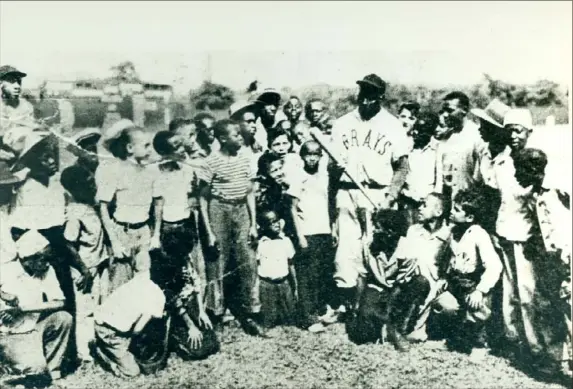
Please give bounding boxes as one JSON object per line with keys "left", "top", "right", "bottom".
{"left": 167, "top": 134, "right": 188, "bottom": 159}
{"left": 221, "top": 124, "right": 244, "bottom": 151}
{"left": 270, "top": 134, "right": 291, "bottom": 156}
{"left": 268, "top": 160, "right": 285, "bottom": 184}
{"left": 284, "top": 99, "right": 302, "bottom": 122}
{"left": 200, "top": 119, "right": 215, "bottom": 144}
{"left": 20, "top": 251, "right": 51, "bottom": 278}
{"left": 241, "top": 112, "right": 258, "bottom": 135}
{"left": 307, "top": 101, "right": 325, "bottom": 125}
{"left": 261, "top": 104, "right": 277, "bottom": 123}
{"left": 261, "top": 211, "right": 282, "bottom": 238}
{"left": 514, "top": 163, "right": 544, "bottom": 189}
{"left": 174, "top": 124, "right": 197, "bottom": 153}
{"left": 399, "top": 108, "right": 417, "bottom": 132}
{"left": 302, "top": 145, "right": 322, "bottom": 170}
{"left": 449, "top": 202, "right": 473, "bottom": 225}
{"left": 409, "top": 125, "right": 433, "bottom": 148}
{"left": 418, "top": 195, "right": 442, "bottom": 222}
{"left": 127, "top": 130, "right": 152, "bottom": 162}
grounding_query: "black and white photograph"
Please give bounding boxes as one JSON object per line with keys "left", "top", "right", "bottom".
{"left": 0, "top": 1, "right": 571, "bottom": 388}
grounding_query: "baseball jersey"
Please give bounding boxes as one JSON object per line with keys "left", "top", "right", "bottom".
{"left": 330, "top": 108, "right": 410, "bottom": 187}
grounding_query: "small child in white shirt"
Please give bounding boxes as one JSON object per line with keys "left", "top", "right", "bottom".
{"left": 256, "top": 209, "right": 298, "bottom": 328}
{"left": 434, "top": 188, "right": 503, "bottom": 360}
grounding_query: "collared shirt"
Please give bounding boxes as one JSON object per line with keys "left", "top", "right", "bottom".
{"left": 94, "top": 274, "right": 165, "bottom": 333}
{"left": 435, "top": 120, "right": 485, "bottom": 197}
{"left": 294, "top": 158, "right": 331, "bottom": 236}
{"left": 330, "top": 108, "right": 410, "bottom": 187}
{"left": 494, "top": 152, "right": 534, "bottom": 242}
{"left": 257, "top": 235, "right": 295, "bottom": 280}
{"left": 95, "top": 159, "right": 161, "bottom": 224}
{"left": 476, "top": 145, "right": 511, "bottom": 190}
{"left": 0, "top": 262, "right": 65, "bottom": 334}
{"left": 0, "top": 98, "right": 35, "bottom": 137}
{"left": 154, "top": 162, "right": 196, "bottom": 222}
{"left": 10, "top": 175, "right": 67, "bottom": 230}
{"left": 63, "top": 202, "right": 108, "bottom": 268}
{"left": 397, "top": 224, "right": 451, "bottom": 284}
{"left": 196, "top": 148, "right": 255, "bottom": 201}
{"left": 403, "top": 138, "right": 439, "bottom": 201}
{"left": 448, "top": 224, "right": 503, "bottom": 294}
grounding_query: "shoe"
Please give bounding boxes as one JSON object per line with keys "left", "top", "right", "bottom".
{"left": 387, "top": 326, "right": 410, "bottom": 353}
{"left": 405, "top": 327, "right": 428, "bottom": 343}
{"left": 308, "top": 322, "right": 326, "bottom": 333}
{"left": 240, "top": 318, "right": 271, "bottom": 338}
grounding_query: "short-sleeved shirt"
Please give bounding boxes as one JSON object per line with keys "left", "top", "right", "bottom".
{"left": 154, "top": 162, "right": 196, "bottom": 222}
{"left": 257, "top": 235, "right": 296, "bottom": 280}
{"left": 0, "top": 262, "right": 65, "bottom": 334}
{"left": 403, "top": 138, "right": 439, "bottom": 201}
{"left": 196, "top": 149, "right": 255, "bottom": 201}
{"left": 10, "top": 175, "right": 67, "bottom": 230}
{"left": 64, "top": 202, "right": 107, "bottom": 268}
{"left": 330, "top": 108, "right": 410, "bottom": 187}
{"left": 95, "top": 159, "right": 161, "bottom": 224}
{"left": 94, "top": 274, "right": 165, "bottom": 333}
{"left": 0, "top": 98, "right": 35, "bottom": 137}
{"left": 295, "top": 158, "right": 331, "bottom": 236}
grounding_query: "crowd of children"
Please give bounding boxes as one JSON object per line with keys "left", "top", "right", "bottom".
{"left": 0, "top": 66, "right": 570, "bottom": 386}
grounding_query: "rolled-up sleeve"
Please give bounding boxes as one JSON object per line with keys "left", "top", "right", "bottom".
{"left": 475, "top": 228, "right": 503, "bottom": 294}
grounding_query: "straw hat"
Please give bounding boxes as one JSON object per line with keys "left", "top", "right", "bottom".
{"left": 254, "top": 88, "right": 282, "bottom": 106}
{"left": 504, "top": 108, "right": 533, "bottom": 130}
{"left": 229, "top": 101, "right": 258, "bottom": 120}
{"left": 470, "top": 99, "right": 511, "bottom": 128}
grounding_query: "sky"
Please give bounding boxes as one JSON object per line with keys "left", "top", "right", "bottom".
{"left": 1, "top": 1, "right": 571, "bottom": 95}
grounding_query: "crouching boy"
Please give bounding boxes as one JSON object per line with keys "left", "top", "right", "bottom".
{"left": 92, "top": 273, "right": 165, "bottom": 377}
{"left": 0, "top": 230, "right": 72, "bottom": 384}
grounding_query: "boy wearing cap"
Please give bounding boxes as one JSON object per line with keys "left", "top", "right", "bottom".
{"left": 0, "top": 65, "right": 34, "bottom": 139}
{"left": 0, "top": 230, "right": 72, "bottom": 384}
{"left": 511, "top": 147, "right": 571, "bottom": 378}
{"left": 328, "top": 73, "right": 410, "bottom": 317}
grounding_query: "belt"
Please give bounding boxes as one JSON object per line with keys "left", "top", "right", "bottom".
{"left": 259, "top": 275, "right": 289, "bottom": 284}
{"left": 114, "top": 219, "right": 148, "bottom": 230}
{"left": 338, "top": 181, "right": 386, "bottom": 190}
{"left": 211, "top": 196, "right": 247, "bottom": 205}
{"left": 163, "top": 218, "right": 188, "bottom": 226}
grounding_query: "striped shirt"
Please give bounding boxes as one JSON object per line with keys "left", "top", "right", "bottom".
{"left": 197, "top": 149, "right": 255, "bottom": 201}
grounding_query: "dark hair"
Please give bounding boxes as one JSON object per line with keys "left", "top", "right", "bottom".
{"left": 513, "top": 147, "right": 548, "bottom": 174}
{"left": 443, "top": 91, "right": 470, "bottom": 111}
{"left": 267, "top": 127, "right": 293, "bottom": 150}
{"left": 299, "top": 140, "right": 322, "bottom": 157}
{"left": 168, "top": 117, "right": 193, "bottom": 133}
{"left": 106, "top": 127, "right": 144, "bottom": 160}
{"left": 193, "top": 112, "right": 216, "bottom": 129}
{"left": 213, "top": 119, "right": 238, "bottom": 141}
{"left": 60, "top": 165, "right": 96, "bottom": 205}
{"left": 153, "top": 130, "right": 176, "bottom": 156}
{"left": 398, "top": 101, "right": 421, "bottom": 116}
{"left": 413, "top": 111, "right": 439, "bottom": 135}
{"left": 453, "top": 188, "right": 487, "bottom": 224}
{"left": 284, "top": 96, "right": 302, "bottom": 108}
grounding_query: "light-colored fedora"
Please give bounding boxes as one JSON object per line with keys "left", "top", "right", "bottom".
{"left": 470, "top": 98, "right": 511, "bottom": 128}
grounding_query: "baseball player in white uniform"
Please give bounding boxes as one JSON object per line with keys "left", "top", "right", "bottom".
{"left": 329, "top": 74, "right": 410, "bottom": 315}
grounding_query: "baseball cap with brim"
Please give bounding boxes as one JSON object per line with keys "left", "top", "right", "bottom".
{"left": 504, "top": 108, "right": 533, "bottom": 130}
{"left": 102, "top": 119, "right": 135, "bottom": 150}
{"left": 255, "top": 89, "right": 281, "bottom": 106}
{"left": 470, "top": 98, "right": 511, "bottom": 128}
{"left": 73, "top": 128, "right": 102, "bottom": 148}
{"left": 0, "top": 65, "right": 27, "bottom": 80}
{"left": 0, "top": 161, "right": 23, "bottom": 185}
{"left": 229, "top": 101, "right": 258, "bottom": 120}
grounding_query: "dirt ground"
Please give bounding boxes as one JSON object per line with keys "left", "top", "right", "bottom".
{"left": 1, "top": 321, "right": 568, "bottom": 389}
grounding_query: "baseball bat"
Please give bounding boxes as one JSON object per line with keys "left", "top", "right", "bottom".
{"left": 308, "top": 127, "right": 378, "bottom": 209}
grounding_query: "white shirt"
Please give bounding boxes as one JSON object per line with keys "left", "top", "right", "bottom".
{"left": 404, "top": 138, "right": 439, "bottom": 201}
{"left": 10, "top": 175, "right": 67, "bottom": 230}
{"left": 95, "top": 274, "right": 165, "bottom": 333}
{"left": 0, "top": 98, "right": 35, "bottom": 137}
{"left": 154, "top": 162, "right": 195, "bottom": 223}
{"left": 535, "top": 188, "right": 571, "bottom": 257}
{"left": 448, "top": 225, "right": 503, "bottom": 294}
{"left": 476, "top": 146, "right": 512, "bottom": 190}
{"left": 257, "top": 235, "right": 295, "bottom": 280}
{"left": 330, "top": 108, "right": 410, "bottom": 186}
{"left": 95, "top": 159, "right": 161, "bottom": 224}
{"left": 295, "top": 158, "right": 331, "bottom": 236}
{"left": 0, "top": 262, "right": 64, "bottom": 334}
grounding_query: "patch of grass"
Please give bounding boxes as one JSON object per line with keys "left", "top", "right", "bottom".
{"left": 3, "top": 323, "right": 566, "bottom": 389}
